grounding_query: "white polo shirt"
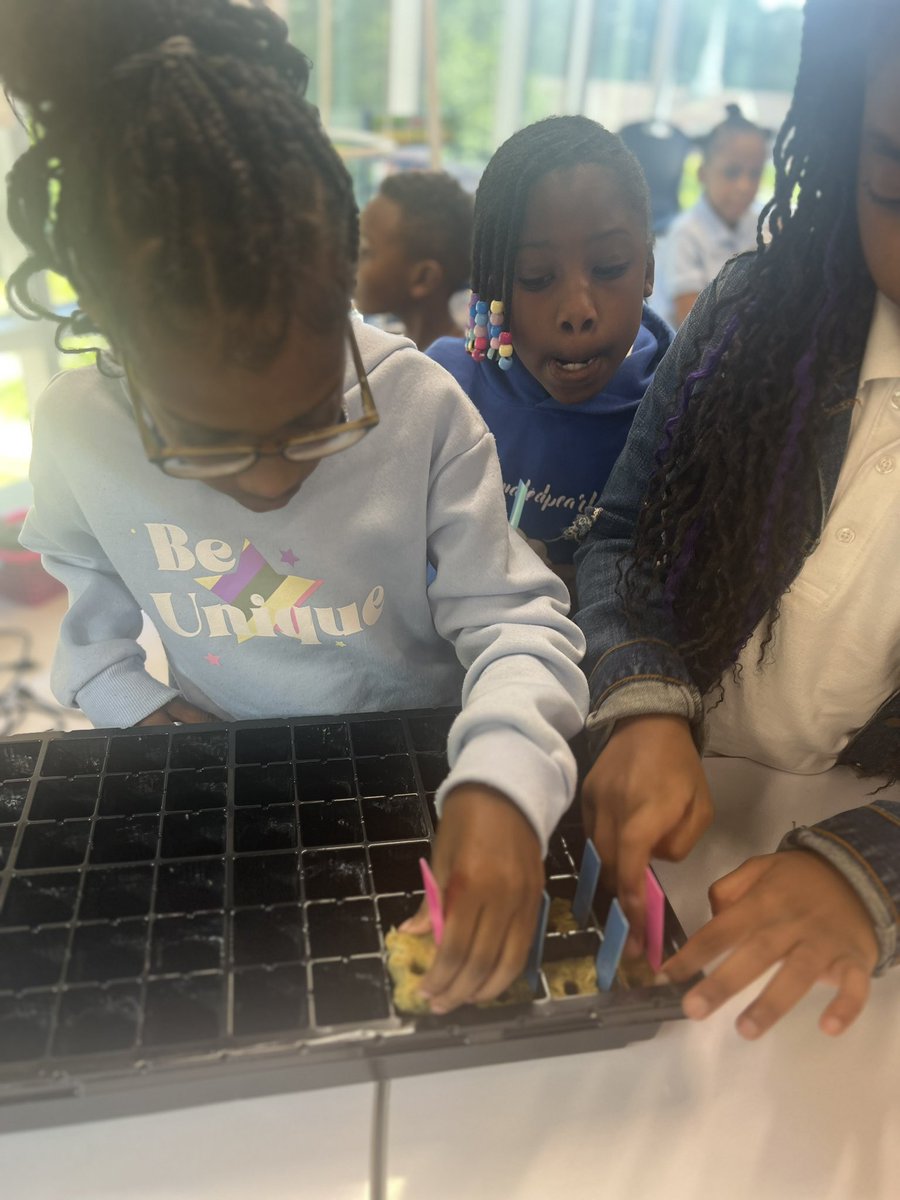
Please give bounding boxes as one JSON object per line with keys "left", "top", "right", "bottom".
{"left": 705, "top": 292, "right": 900, "bottom": 772}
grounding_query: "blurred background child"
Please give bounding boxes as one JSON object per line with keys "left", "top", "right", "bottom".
{"left": 655, "top": 105, "right": 770, "bottom": 327}
{"left": 355, "top": 170, "right": 473, "bottom": 351}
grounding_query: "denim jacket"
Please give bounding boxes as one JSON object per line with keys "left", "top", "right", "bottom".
{"left": 575, "top": 258, "right": 900, "bottom": 973}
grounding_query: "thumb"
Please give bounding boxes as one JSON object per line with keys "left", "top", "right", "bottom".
{"left": 708, "top": 855, "right": 771, "bottom": 914}
{"left": 399, "top": 898, "right": 432, "bottom": 935}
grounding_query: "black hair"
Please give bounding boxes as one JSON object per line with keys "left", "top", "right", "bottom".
{"left": 470, "top": 115, "right": 651, "bottom": 321}
{"left": 701, "top": 103, "right": 770, "bottom": 161}
{"left": 0, "top": 0, "right": 358, "bottom": 366}
{"left": 379, "top": 170, "right": 473, "bottom": 294}
{"left": 625, "top": 0, "right": 897, "bottom": 775}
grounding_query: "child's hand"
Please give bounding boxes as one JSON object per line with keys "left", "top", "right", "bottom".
{"left": 402, "top": 784, "right": 543, "bottom": 1013}
{"left": 581, "top": 715, "right": 713, "bottom": 954}
{"left": 136, "top": 698, "right": 215, "bottom": 726}
{"left": 660, "top": 850, "right": 879, "bottom": 1039}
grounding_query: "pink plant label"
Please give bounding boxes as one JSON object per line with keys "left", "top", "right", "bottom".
{"left": 419, "top": 858, "right": 445, "bottom": 946}
{"left": 645, "top": 868, "right": 665, "bottom": 973}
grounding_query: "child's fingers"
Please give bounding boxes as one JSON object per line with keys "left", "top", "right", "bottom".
{"left": 585, "top": 803, "right": 618, "bottom": 877}
{"left": 654, "top": 792, "right": 714, "bottom": 862}
{"left": 616, "top": 806, "right": 670, "bottom": 951}
{"left": 661, "top": 898, "right": 758, "bottom": 981}
{"left": 398, "top": 899, "right": 431, "bottom": 936}
{"left": 419, "top": 894, "right": 484, "bottom": 1003}
{"left": 734, "top": 943, "right": 826, "bottom": 1038}
{"left": 678, "top": 925, "right": 798, "bottom": 1023}
{"left": 167, "top": 698, "right": 214, "bottom": 724}
{"left": 819, "top": 957, "right": 872, "bottom": 1036}
{"left": 471, "top": 893, "right": 541, "bottom": 1004}
{"left": 136, "top": 709, "right": 173, "bottom": 727}
{"left": 428, "top": 906, "right": 511, "bottom": 1014}
{"left": 708, "top": 855, "right": 773, "bottom": 915}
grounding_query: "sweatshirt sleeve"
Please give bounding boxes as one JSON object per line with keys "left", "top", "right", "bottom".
{"left": 424, "top": 424, "right": 589, "bottom": 853}
{"left": 780, "top": 799, "right": 900, "bottom": 974}
{"left": 20, "top": 393, "right": 179, "bottom": 727}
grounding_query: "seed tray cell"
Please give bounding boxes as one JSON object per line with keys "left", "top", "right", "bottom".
{"left": 32, "top": 776, "right": 97, "bottom": 823}
{"left": 307, "top": 898, "right": 380, "bottom": 959}
{"left": 363, "top": 794, "right": 428, "bottom": 842}
{"left": 54, "top": 984, "right": 142, "bottom": 1056}
{"left": 295, "top": 758, "right": 355, "bottom": 803}
{"left": 169, "top": 730, "right": 229, "bottom": 770}
{"left": 0, "top": 827, "right": 12, "bottom": 869}
{"left": 233, "top": 964, "right": 308, "bottom": 1036}
{"left": 232, "top": 906, "right": 305, "bottom": 967}
{"left": 298, "top": 799, "right": 363, "bottom": 848}
{"left": 0, "top": 741, "right": 41, "bottom": 782}
{"left": 150, "top": 913, "right": 225, "bottom": 976}
{"left": 99, "top": 772, "right": 165, "bottom": 817}
{"left": 79, "top": 865, "right": 154, "bottom": 921}
{"left": 68, "top": 920, "right": 149, "bottom": 984}
{"left": 106, "top": 734, "right": 169, "bottom": 774}
{"left": 1, "top": 871, "right": 80, "bottom": 928}
{"left": 235, "top": 725, "right": 292, "bottom": 766}
{"left": 301, "top": 848, "right": 369, "bottom": 901}
{"left": 0, "top": 711, "right": 690, "bottom": 1133}
{"left": 16, "top": 820, "right": 91, "bottom": 870}
{"left": 234, "top": 805, "right": 298, "bottom": 852}
{"left": 41, "top": 737, "right": 106, "bottom": 778}
{"left": 0, "top": 780, "right": 29, "bottom": 824}
{"left": 233, "top": 852, "right": 301, "bottom": 907}
{"left": 157, "top": 859, "right": 226, "bottom": 914}
{"left": 234, "top": 762, "right": 294, "bottom": 808}
{"left": 354, "top": 755, "right": 417, "bottom": 798}
{"left": 165, "top": 768, "right": 227, "bottom": 811}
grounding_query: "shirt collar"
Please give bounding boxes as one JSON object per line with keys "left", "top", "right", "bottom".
{"left": 859, "top": 292, "right": 900, "bottom": 386}
{"left": 696, "top": 194, "right": 756, "bottom": 247}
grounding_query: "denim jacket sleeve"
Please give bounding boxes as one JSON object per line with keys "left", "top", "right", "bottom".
{"left": 573, "top": 273, "right": 729, "bottom": 745}
{"left": 574, "top": 261, "right": 900, "bottom": 974}
{"left": 780, "top": 799, "right": 900, "bottom": 974}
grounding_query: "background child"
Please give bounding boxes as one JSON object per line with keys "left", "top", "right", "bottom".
{"left": 427, "top": 116, "right": 672, "bottom": 593}
{"left": 576, "top": 0, "right": 899, "bottom": 1039}
{"left": 1, "top": 0, "right": 589, "bottom": 1014}
{"left": 655, "top": 105, "right": 769, "bottom": 327}
{"left": 355, "top": 170, "right": 473, "bottom": 351}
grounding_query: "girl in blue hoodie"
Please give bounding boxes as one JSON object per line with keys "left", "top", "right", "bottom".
{"left": 428, "top": 116, "right": 672, "bottom": 588}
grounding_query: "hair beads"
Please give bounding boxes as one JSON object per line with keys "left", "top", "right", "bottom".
{"left": 467, "top": 294, "right": 513, "bottom": 368}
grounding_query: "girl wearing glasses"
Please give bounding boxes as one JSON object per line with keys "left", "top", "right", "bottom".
{"left": 2, "top": 0, "right": 589, "bottom": 1015}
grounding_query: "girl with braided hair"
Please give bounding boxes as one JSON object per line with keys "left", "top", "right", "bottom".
{"left": 427, "top": 116, "right": 672, "bottom": 591}
{"left": 577, "top": 0, "right": 900, "bottom": 1039}
{"left": 1, "top": 0, "right": 589, "bottom": 1014}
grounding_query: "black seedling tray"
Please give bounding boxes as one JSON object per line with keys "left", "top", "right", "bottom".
{"left": 0, "top": 710, "right": 688, "bottom": 1132}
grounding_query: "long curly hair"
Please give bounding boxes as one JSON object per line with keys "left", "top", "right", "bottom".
{"left": 0, "top": 0, "right": 357, "bottom": 365}
{"left": 625, "top": 0, "right": 891, "bottom": 696}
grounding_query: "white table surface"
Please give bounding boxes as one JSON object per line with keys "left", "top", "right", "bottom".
{"left": 1, "top": 596, "right": 898, "bottom": 1199}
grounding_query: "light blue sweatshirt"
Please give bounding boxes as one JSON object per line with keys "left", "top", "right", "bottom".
{"left": 22, "top": 323, "right": 589, "bottom": 849}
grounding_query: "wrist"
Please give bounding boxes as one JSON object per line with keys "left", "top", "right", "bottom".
{"left": 441, "top": 783, "right": 542, "bottom": 850}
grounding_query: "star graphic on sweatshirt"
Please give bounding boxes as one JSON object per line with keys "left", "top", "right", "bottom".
{"left": 280, "top": 548, "right": 299, "bottom": 567}
{"left": 205, "top": 653, "right": 221, "bottom": 666}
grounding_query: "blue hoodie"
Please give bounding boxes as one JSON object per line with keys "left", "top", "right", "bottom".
{"left": 427, "top": 305, "right": 673, "bottom": 564}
